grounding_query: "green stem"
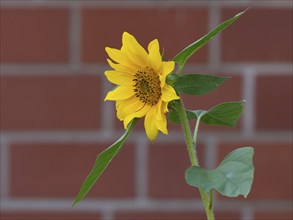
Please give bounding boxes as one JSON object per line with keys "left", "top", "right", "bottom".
{"left": 176, "top": 99, "right": 215, "bottom": 220}
{"left": 200, "top": 191, "right": 214, "bottom": 220}
{"left": 209, "top": 190, "right": 213, "bottom": 210}
{"left": 193, "top": 115, "right": 201, "bottom": 152}
{"left": 176, "top": 99, "right": 198, "bottom": 166}
{"left": 177, "top": 65, "right": 183, "bottom": 75}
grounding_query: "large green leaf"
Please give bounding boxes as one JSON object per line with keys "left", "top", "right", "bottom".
{"left": 200, "top": 101, "right": 244, "bottom": 127}
{"left": 173, "top": 9, "right": 247, "bottom": 69}
{"left": 169, "top": 101, "right": 244, "bottom": 127}
{"left": 173, "top": 74, "right": 229, "bottom": 96}
{"left": 185, "top": 147, "right": 254, "bottom": 198}
{"left": 72, "top": 118, "right": 139, "bottom": 207}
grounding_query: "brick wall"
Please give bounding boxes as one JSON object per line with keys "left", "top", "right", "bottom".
{"left": 0, "top": 1, "right": 292, "bottom": 220}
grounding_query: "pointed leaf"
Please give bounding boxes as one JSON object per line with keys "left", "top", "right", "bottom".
{"left": 169, "top": 101, "right": 243, "bottom": 127}
{"left": 173, "top": 74, "right": 229, "bottom": 96}
{"left": 173, "top": 9, "right": 247, "bottom": 69}
{"left": 72, "top": 118, "right": 139, "bottom": 207}
{"left": 200, "top": 101, "right": 244, "bottom": 127}
{"left": 185, "top": 147, "right": 254, "bottom": 198}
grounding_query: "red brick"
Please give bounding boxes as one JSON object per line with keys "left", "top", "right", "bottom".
{"left": 115, "top": 211, "right": 240, "bottom": 220}
{"left": 215, "top": 212, "right": 241, "bottom": 220}
{"left": 115, "top": 212, "right": 206, "bottom": 220}
{"left": 256, "top": 75, "right": 292, "bottom": 131}
{"left": 255, "top": 211, "right": 293, "bottom": 220}
{"left": 0, "top": 212, "right": 101, "bottom": 220}
{"left": 1, "top": 75, "right": 102, "bottom": 130}
{"left": 217, "top": 141, "right": 292, "bottom": 200}
{"left": 221, "top": 8, "right": 292, "bottom": 62}
{"left": 0, "top": 8, "right": 69, "bottom": 63}
{"left": 10, "top": 142, "right": 135, "bottom": 198}
{"left": 82, "top": 7, "right": 208, "bottom": 64}
{"left": 148, "top": 142, "right": 205, "bottom": 198}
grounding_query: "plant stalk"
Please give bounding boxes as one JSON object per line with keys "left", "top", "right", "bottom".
{"left": 176, "top": 99, "right": 198, "bottom": 166}
{"left": 176, "top": 99, "right": 215, "bottom": 220}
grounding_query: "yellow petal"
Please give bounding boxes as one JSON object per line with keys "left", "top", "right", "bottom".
{"left": 105, "top": 47, "right": 139, "bottom": 69}
{"left": 104, "top": 86, "right": 134, "bottom": 101}
{"left": 123, "top": 104, "right": 152, "bottom": 129}
{"left": 158, "top": 61, "right": 175, "bottom": 88}
{"left": 162, "top": 61, "right": 175, "bottom": 77}
{"left": 107, "top": 59, "right": 136, "bottom": 73}
{"left": 122, "top": 32, "right": 149, "bottom": 67}
{"left": 152, "top": 101, "right": 168, "bottom": 134}
{"left": 159, "top": 73, "right": 166, "bottom": 88}
{"left": 161, "top": 101, "right": 168, "bottom": 113}
{"left": 156, "top": 114, "right": 168, "bottom": 135}
{"left": 148, "top": 39, "right": 162, "bottom": 74}
{"left": 117, "top": 96, "right": 144, "bottom": 120}
{"left": 153, "top": 99, "right": 163, "bottom": 120}
{"left": 144, "top": 107, "right": 159, "bottom": 141}
{"left": 115, "top": 99, "right": 130, "bottom": 121}
{"left": 105, "top": 70, "right": 134, "bottom": 86}
{"left": 162, "top": 84, "right": 180, "bottom": 102}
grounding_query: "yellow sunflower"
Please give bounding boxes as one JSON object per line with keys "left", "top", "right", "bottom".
{"left": 104, "top": 32, "right": 180, "bottom": 140}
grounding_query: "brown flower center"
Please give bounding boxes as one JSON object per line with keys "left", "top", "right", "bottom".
{"left": 133, "top": 67, "right": 161, "bottom": 105}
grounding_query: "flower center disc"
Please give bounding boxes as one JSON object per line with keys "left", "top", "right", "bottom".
{"left": 133, "top": 67, "right": 162, "bottom": 105}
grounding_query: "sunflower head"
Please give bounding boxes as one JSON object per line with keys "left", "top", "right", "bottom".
{"left": 104, "top": 32, "right": 180, "bottom": 140}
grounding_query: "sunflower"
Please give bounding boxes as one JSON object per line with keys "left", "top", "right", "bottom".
{"left": 104, "top": 32, "right": 180, "bottom": 140}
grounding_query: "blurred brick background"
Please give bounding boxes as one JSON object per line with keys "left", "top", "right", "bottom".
{"left": 0, "top": 1, "right": 292, "bottom": 220}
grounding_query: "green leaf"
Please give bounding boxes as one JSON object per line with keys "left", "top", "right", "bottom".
{"left": 169, "top": 101, "right": 244, "bottom": 127}
{"left": 173, "top": 9, "right": 247, "bottom": 70}
{"left": 173, "top": 74, "right": 229, "bottom": 96}
{"left": 200, "top": 101, "right": 244, "bottom": 127}
{"left": 71, "top": 118, "right": 139, "bottom": 207}
{"left": 185, "top": 147, "right": 254, "bottom": 198}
